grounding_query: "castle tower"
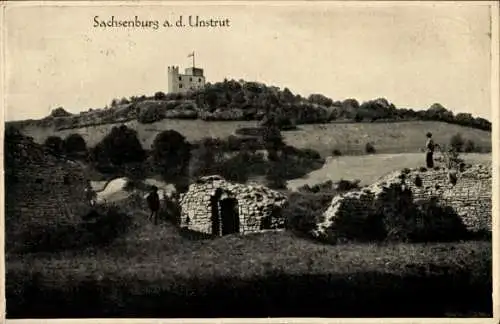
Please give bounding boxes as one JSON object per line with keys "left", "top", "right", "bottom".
{"left": 167, "top": 66, "right": 180, "bottom": 93}
{"left": 167, "top": 54, "right": 206, "bottom": 94}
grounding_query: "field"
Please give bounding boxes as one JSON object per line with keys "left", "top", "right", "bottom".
{"left": 287, "top": 152, "right": 492, "bottom": 190}
{"left": 18, "top": 120, "right": 492, "bottom": 156}
{"left": 6, "top": 214, "right": 493, "bottom": 318}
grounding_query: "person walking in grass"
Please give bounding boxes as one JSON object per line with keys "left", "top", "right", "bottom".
{"left": 84, "top": 180, "right": 97, "bottom": 207}
{"left": 425, "top": 132, "right": 440, "bottom": 168}
{"left": 146, "top": 185, "right": 160, "bottom": 225}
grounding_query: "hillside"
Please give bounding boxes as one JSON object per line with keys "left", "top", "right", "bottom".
{"left": 7, "top": 79, "right": 491, "bottom": 134}
{"left": 16, "top": 119, "right": 492, "bottom": 157}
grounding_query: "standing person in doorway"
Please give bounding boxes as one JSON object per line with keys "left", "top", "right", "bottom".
{"left": 425, "top": 132, "right": 439, "bottom": 168}
{"left": 146, "top": 185, "right": 160, "bottom": 225}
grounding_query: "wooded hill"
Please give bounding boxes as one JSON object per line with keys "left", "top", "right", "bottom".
{"left": 8, "top": 79, "right": 491, "bottom": 132}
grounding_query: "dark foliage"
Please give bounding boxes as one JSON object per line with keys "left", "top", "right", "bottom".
{"left": 151, "top": 130, "right": 192, "bottom": 181}
{"left": 50, "top": 107, "right": 72, "bottom": 118}
{"left": 44, "top": 136, "right": 65, "bottom": 155}
{"left": 285, "top": 192, "right": 335, "bottom": 234}
{"left": 11, "top": 79, "right": 492, "bottom": 132}
{"left": 336, "top": 179, "right": 361, "bottom": 192}
{"left": 154, "top": 91, "right": 167, "bottom": 100}
{"left": 16, "top": 206, "right": 133, "bottom": 254}
{"left": 63, "top": 133, "right": 87, "bottom": 157}
{"left": 463, "top": 139, "right": 476, "bottom": 153}
{"left": 332, "top": 149, "right": 342, "bottom": 156}
{"left": 365, "top": 142, "right": 376, "bottom": 154}
{"left": 90, "top": 125, "right": 146, "bottom": 172}
{"left": 450, "top": 133, "right": 465, "bottom": 152}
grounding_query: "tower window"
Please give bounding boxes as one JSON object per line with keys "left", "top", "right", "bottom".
{"left": 189, "top": 77, "right": 192, "bottom": 82}
{"left": 179, "top": 84, "right": 183, "bottom": 88}
{"left": 178, "top": 76, "right": 182, "bottom": 81}
{"left": 198, "top": 78, "right": 201, "bottom": 82}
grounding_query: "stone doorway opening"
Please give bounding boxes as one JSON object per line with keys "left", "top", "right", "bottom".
{"left": 220, "top": 197, "right": 240, "bottom": 235}
{"left": 210, "top": 190, "right": 240, "bottom": 236}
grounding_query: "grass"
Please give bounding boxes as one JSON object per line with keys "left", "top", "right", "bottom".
{"left": 287, "top": 152, "right": 491, "bottom": 190}
{"left": 6, "top": 216, "right": 493, "bottom": 318}
{"left": 18, "top": 120, "right": 491, "bottom": 156}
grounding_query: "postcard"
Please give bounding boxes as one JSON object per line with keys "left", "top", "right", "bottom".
{"left": 2, "top": 1, "right": 499, "bottom": 322}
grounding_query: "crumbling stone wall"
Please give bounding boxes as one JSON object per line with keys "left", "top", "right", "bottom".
{"left": 5, "top": 133, "right": 89, "bottom": 245}
{"left": 314, "top": 163, "right": 492, "bottom": 239}
{"left": 179, "top": 175, "right": 288, "bottom": 235}
{"left": 402, "top": 164, "right": 491, "bottom": 232}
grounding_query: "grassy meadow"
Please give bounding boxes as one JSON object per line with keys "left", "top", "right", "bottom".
{"left": 287, "top": 152, "right": 492, "bottom": 190}
{"left": 18, "top": 120, "right": 492, "bottom": 156}
{"left": 6, "top": 213, "right": 493, "bottom": 318}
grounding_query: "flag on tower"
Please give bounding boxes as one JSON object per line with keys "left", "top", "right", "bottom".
{"left": 187, "top": 51, "right": 194, "bottom": 58}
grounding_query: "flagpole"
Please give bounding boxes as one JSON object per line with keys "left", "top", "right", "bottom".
{"left": 192, "top": 51, "right": 195, "bottom": 69}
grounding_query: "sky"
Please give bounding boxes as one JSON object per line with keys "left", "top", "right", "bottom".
{"left": 4, "top": 2, "right": 495, "bottom": 121}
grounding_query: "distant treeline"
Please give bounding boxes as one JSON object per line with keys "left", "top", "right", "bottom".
{"left": 8, "top": 79, "right": 491, "bottom": 132}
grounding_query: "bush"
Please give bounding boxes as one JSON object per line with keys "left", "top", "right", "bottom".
{"left": 44, "top": 136, "right": 65, "bottom": 155}
{"left": 332, "top": 149, "right": 342, "bottom": 156}
{"left": 64, "top": 133, "right": 87, "bottom": 157}
{"left": 336, "top": 179, "right": 361, "bottom": 192}
{"left": 154, "top": 91, "right": 167, "bottom": 100}
{"left": 19, "top": 205, "right": 133, "bottom": 253}
{"left": 463, "top": 139, "right": 476, "bottom": 153}
{"left": 265, "top": 161, "right": 288, "bottom": 189}
{"left": 91, "top": 125, "right": 146, "bottom": 170}
{"left": 137, "top": 101, "right": 167, "bottom": 124}
{"left": 235, "top": 127, "right": 267, "bottom": 137}
{"left": 409, "top": 198, "right": 470, "bottom": 242}
{"left": 365, "top": 142, "right": 376, "bottom": 154}
{"left": 50, "top": 107, "right": 71, "bottom": 118}
{"left": 189, "top": 137, "right": 225, "bottom": 179}
{"left": 316, "top": 184, "right": 472, "bottom": 244}
{"left": 284, "top": 192, "right": 334, "bottom": 234}
{"left": 450, "top": 133, "right": 465, "bottom": 152}
{"left": 220, "top": 151, "right": 251, "bottom": 183}
{"left": 151, "top": 130, "right": 191, "bottom": 181}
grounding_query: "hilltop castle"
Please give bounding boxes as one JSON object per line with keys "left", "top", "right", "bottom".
{"left": 167, "top": 52, "right": 206, "bottom": 93}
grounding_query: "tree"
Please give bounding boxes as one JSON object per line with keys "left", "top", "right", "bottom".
{"left": 450, "top": 133, "right": 465, "bottom": 152}
{"left": 463, "top": 139, "right": 476, "bottom": 153}
{"left": 221, "top": 150, "right": 250, "bottom": 183}
{"left": 427, "top": 103, "right": 454, "bottom": 122}
{"left": 44, "top": 136, "right": 65, "bottom": 155}
{"left": 189, "top": 138, "right": 225, "bottom": 179}
{"left": 92, "top": 125, "right": 146, "bottom": 167}
{"left": 308, "top": 94, "right": 333, "bottom": 107}
{"left": 280, "top": 87, "right": 296, "bottom": 103}
{"left": 119, "top": 97, "right": 130, "bottom": 105}
{"left": 263, "top": 124, "right": 285, "bottom": 161}
{"left": 154, "top": 91, "right": 167, "bottom": 100}
{"left": 64, "top": 133, "right": 87, "bottom": 156}
{"left": 365, "top": 142, "right": 376, "bottom": 154}
{"left": 342, "top": 98, "right": 360, "bottom": 110}
{"left": 50, "top": 107, "right": 71, "bottom": 118}
{"left": 151, "top": 130, "right": 191, "bottom": 180}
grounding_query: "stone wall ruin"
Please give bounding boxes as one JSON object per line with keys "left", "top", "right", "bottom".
{"left": 5, "top": 131, "right": 90, "bottom": 249}
{"left": 179, "top": 175, "right": 288, "bottom": 236}
{"left": 313, "top": 163, "right": 492, "bottom": 240}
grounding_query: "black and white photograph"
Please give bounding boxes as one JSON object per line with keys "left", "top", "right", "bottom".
{"left": 2, "top": 1, "right": 498, "bottom": 320}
